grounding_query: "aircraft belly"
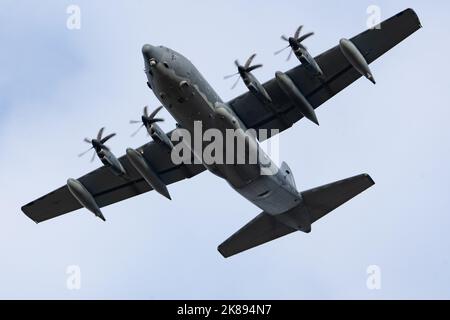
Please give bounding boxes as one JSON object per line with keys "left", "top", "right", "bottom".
{"left": 152, "top": 63, "right": 301, "bottom": 214}
{"left": 233, "top": 169, "right": 300, "bottom": 215}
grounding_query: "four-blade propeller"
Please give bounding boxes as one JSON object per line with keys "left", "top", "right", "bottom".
{"left": 78, "top": 127, "right": 116, "bottom": 162}
{"left": 224, "top": 54, "right": 263, "bottom": 89}
{"left": 130, "top": 105, "right": 164, "bottom": 137}
{"left": 275, "top": 25, "right": 314, "bottom": 61}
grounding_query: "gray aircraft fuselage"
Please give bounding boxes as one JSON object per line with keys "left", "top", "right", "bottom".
{"left": 142, "top": 44, "right": 308, "bottom": 223}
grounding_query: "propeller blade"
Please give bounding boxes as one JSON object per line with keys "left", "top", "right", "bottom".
{"left": 231, "top": 76, "right": 240, "bottom": 90}
{"left": 100, "top": 144, "right": 110, "bottom": 152}
{"left": 130, "top": 120, "right": 141, "bottom": 124}
{"left": 281, "top": 35, "right": 289, "bottom": 42}
{"left": 287, "top": 49, "right": 293, "bottom": 61}
{"left": 149, "top": 106, "right": 163, "bottom": 120}
{"left": 90, "top": 150, "right": 97, "bottom": 163}
{"left": 274, "top": 45, "right": 290, "bottom": 55}
{"left": 84, "top": 138, "right": 92, "bottom": 144}
{"left": 78, "top": 147, "right": 93, "bottom": 157}
{"left": 297, "top": 32, "right": 314, "bottom": 43}
{"left": 143, "top": 105, "right": 149, "bottom": 117}
{"left": 234, "top": 60, "right": 240, "bottom": 68}
{"left": 100, "top": 133, "right": 116, "bottom": 144}
{"left": 294, "top": 25, "right": 303, "bottom": 39}
{"left": 224, "top": 72, "right": 239, "bottom": 80}
{"left": 244, "top": 54, "right": 257, "bottom": 69}
{"left": 97, "top": 127, "right": 105, "bottom": 140}
{"left": 246, "top": 64, "right": 263, "bottom": 73}
{"left": 131, "top": 124, "right": 144, "bottom": 137}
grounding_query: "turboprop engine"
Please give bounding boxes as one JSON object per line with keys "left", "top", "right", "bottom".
{"left": 78, "top": 127, "right": 126, "bottom": 176}
{"left": 224, "top": 54, "right": 272, "bottom": 105}
{"left": 130, "top": 105, "right": 174, "bottom": 149}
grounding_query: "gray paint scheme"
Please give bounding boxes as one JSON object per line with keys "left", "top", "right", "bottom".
{"left": 21, "top": 9, "right": 421, "bottom": 257}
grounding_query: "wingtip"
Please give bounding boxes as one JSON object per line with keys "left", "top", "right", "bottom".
{"left": 400, "top": 8, "right": 422, "bottom": 30}
{"left": 405, "top": 8, "right": 421, "bottom": 24}
{"left": 217, "top": 245, "right": 230, "bottom": 258}
{"left": 362, "top": 173, "right": 376, "bottom": 186}
{"left": 21, "top": 204, "right": 36, "bottom": 222}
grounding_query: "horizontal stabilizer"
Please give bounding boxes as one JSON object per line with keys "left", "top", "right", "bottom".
{"left": 218, "top": 212, "right": 296, "bottom": 258}
{"left": 301, "top": 173, "right": 375, "bottom": 223}
{"left": 218, "top": 174, "right": 374, "bottom": 258}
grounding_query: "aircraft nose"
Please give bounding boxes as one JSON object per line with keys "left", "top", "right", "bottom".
{"left": 142, "top": 44, "right": 155, "bottom": 59}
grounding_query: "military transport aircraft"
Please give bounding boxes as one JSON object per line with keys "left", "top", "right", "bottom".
{"left": 22, "top": 9, "right": 421, "bottom": 258}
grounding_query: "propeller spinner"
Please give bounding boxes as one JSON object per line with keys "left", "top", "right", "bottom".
{"left": 78, "top": 127, "right": 116, "bottom": 162}
{"left": 130, "top": 105, "right": 164, "bottom": 137}
{"left": 224, "top": 54, "right": 263, "bottom": 89}
{"left": 275, "top": 25, "right": 314, "bottom": 61}
{"left": 275, "top": 25, "right": 324, "bottom": 77}
{"left": 130, "top": 105, "right": 174, "bottom": 149}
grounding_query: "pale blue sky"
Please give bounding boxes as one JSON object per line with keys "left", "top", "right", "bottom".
{"left": 0, "top": 0, "right": 449, "bottom": 299}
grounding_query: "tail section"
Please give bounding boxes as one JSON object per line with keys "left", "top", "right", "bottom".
{"left": 218, "top": 174, "right": 375, "bottom": 258}
{"left": 280, "top": 161, "right": 296, "bottom": 189}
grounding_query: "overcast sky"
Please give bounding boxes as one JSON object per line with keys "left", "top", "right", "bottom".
{"left": 0, "top": 0, "right": 449, "bottom": 299}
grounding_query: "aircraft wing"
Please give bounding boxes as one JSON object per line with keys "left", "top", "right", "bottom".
{"left": 22, "top": 134, "right": 205, "bottom": 223}
{"left": 228, "top": 8, "right": 421, "bottom": 139}
{"left": 22, "top": 9, "right": 420, "bottom": 224}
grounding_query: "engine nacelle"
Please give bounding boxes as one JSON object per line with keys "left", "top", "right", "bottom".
{"left": 98, "top": 150, "right": 126, "bottom": 176}
{"left": 275, "top": 71, "right": 319, "bottom": 126}
{"left": 244, "top": 73, "right": 272, "bottom": 105}
{"left": 339, "top": 38, "right": 376, "bottom": 84}
{"left": 149, "top": 124, "right": 174, "bottom": 150}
